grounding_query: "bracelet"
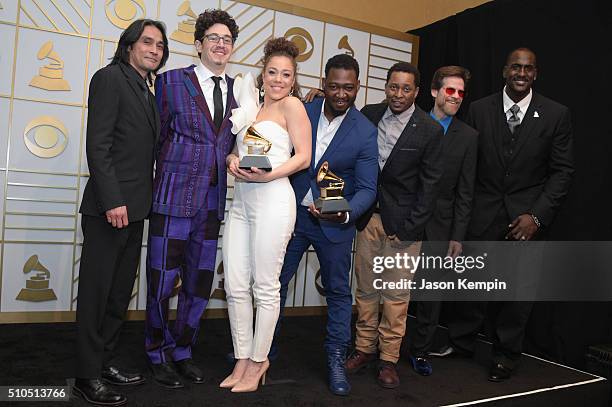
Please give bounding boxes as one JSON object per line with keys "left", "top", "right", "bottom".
{"left": 530, "top": 214, "right": 541, "bottom": 228}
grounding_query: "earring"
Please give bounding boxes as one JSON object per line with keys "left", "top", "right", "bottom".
{"left": 289, "top": 88, "right": 294, "bottom": 97}
{"left": 260, "top": 87, "right": 265, "bottom": 97}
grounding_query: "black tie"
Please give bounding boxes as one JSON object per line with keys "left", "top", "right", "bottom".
{"left": 507, "top": 104, "right": 520, "bottom": 134}
{"left": 212, "top": 76, "right": 223, "bottom": 131}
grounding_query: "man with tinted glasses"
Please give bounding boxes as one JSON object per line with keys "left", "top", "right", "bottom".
{"left": 144, "top": 9, "right": 239, "bottom": 388}
{"left": 347, "top": 62, "right": 444, "bottom": 389}
{"left": 400, "top": 66, "right": 478, "bottom": 376}
{"left": 450, "top": 48, "right": 574, "bottom": 381}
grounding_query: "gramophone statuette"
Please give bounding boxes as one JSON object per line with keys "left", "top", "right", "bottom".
{"left": 314, "top": 161, "right": 352, "bottom": 213}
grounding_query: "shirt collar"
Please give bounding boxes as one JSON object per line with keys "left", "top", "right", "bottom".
{"left": 383, "top": 103, "right": 415, "bottom": 126}
{"left": 430, "top": 110, "right": 453, "bottom": 134}
{"left": 194, "top": 60, "right": 226, "bottom": 83}
{"left": 122, "top": 62, "right": 148, "bottom": 89}
{"left": 503, "top": 86, "right": 532, "bottom": 114}
{"left": 320, "top": 99, "right": 349, "bottom": 126}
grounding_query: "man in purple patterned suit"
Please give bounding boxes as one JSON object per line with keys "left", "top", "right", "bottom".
{"left": 144, "top": 9, "right": 239, "bottom": 388}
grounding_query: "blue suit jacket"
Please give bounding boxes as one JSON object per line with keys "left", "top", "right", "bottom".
{"left": 290, "top": 97, "right": 378, "bottom": 243}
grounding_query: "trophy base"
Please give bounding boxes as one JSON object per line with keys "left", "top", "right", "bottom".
{"left": 314, "top": 197, "right": 352, "bottom": 214}
{"left": 239, "top": 155, "right": 272, "bottom": 172}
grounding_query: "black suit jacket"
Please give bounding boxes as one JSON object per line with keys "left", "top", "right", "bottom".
{"left": 425, "top": 117, "right": 478, "bottom": 242}
{"left": 357, "top": 103, "right": 444, "bottom": 241}
{"left": 466, "top": 91, "right": 574, "bottom": 235}
{"left": 80, "top": 62, "right": 159, "bottom": 222}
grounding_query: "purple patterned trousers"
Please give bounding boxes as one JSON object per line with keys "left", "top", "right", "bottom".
{"left": 145, "top": 187, "right": 220, "bottom": 364}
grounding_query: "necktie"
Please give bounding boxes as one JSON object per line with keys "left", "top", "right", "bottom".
{"left": 507, "top": 104, "right": 520, "bottom": 134}
{"left": 212, "top": 76, "right": 223, "bottom": 131}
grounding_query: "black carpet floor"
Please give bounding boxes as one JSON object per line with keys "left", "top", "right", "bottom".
{"left": 0, "top": 315, "right": 608, "bottom": 407}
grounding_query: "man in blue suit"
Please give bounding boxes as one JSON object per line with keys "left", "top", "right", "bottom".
{"left": 271, "top": 54, "right": 378, "bottom": 396}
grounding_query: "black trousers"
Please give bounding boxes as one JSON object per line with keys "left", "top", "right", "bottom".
{"left": 75, "top": 215, "right": 144, "bottom": 379}
{"left": 448, "top": 207, "right": 534, "bottom": 369}
{"left": 406, "top": 240, "right": 449, "bottom": 358}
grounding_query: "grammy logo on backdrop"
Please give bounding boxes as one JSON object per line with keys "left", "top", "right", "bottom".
{"left": 29, "top": 41, "right": 70, "bottom": 91}
{"left": 171, "top": 1, "right": 197, "bottom": 44}
{"left": 16, "top": 255, "right": 57, "bottom": 302}
{"left": 210, "top": 262, "right": 227, "bottom": 301}
{"left": 337, "top": 35, "right": 354, "bottom": 57}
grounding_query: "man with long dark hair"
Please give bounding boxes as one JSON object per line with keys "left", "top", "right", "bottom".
{"left": 75, "top": 19, "right": 168, "bottom": 406}
{"left": 144, "top": 9, "right": 239, "bottom": 389}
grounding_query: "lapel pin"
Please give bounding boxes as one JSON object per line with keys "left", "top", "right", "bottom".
{"left": 533, "top": 111, "right": 539, "bottom": 118}
{"left": 412, "top": 123, "right": 416, "bottom": 127}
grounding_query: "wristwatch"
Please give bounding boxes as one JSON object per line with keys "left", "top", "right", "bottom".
{"left": 530, "top": 214, "right": 541, "bottom": 228}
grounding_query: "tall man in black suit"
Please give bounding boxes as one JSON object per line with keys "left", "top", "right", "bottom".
{"left": 346, "top": 62, "right": 444, "bottom": 389}
{"left": 403, "top": 66, "right": 478, "bottom": 376}
{"left": 450, "top": 48, "right": 574, "bottom": 381}
{"left": 74, "top": 20, "right": 169, "bottom": 406}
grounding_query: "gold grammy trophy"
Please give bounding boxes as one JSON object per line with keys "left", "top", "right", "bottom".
{"left": 29, "top": 41, "right": 71, "bottom": 91}
{"left": 16, "top": 255, "right": 57, "bottom": 302}
{"left": 239, "top": 126, "right": 273, "bottom": 172}
{"left": 314, "top": 161, "right": 352, "bottom": 213}
{"left": 171, "top": 1, "right": 197, "bottom": 44}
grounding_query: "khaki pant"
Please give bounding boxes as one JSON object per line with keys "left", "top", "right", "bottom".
{"left": 354, "top": 214, "right": 422, "bottom": 363}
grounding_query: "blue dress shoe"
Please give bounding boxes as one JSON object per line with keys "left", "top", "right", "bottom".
{"left": 409, "top": 355, "right": 432, "bottom": 376}
{"left": 327, "top": 348, "right": 351, "bottom": 396}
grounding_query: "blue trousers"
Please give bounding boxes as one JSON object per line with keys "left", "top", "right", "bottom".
{"left": 273, "top": 206, "right": 353, "bottom": 354}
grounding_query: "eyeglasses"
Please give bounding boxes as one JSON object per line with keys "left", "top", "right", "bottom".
{"left": 444, "top": 87, "right": 465, "bottom": 98}
{"left": 202, "top": 33, "right": 234, "bottom": 46}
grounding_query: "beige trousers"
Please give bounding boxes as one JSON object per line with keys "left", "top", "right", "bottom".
{"left": 354, "top": 214, "right": 422, "bottom": 363}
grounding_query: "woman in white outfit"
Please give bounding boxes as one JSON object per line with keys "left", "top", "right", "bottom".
{"left": 221, "top": 38, "right": 311, "bottom": 392}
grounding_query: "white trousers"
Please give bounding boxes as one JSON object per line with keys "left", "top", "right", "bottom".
{"left": 222, "top": 178, "right": 296, "bottom": 362}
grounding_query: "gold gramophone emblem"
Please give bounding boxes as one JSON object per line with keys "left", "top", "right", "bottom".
{"left": 210, "top": 262, "right": 227, "bottom": 301}
{"left": 239, "top": 126, "right": 273, "bottom": 171}
{"left": 337, "top": 35, "right": 355, "bottom": 57}
{"left": 171, "top": 1, "right": 197, "bottom": 44}
{"left": 105, "top": 0, "right": 145, "bottom": 29}
{"left": 314, "top": 161, "right": 352, "bottom": 213}
{"left": 16, "top": 255, "right": 57, "bottom": 302}
{"left": 29, "top": 41, "right": 70, "bottom": 91}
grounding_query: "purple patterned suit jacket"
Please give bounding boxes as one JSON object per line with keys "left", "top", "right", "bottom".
{"left": 152, "top": 65, "right": 237, "bottom": 219}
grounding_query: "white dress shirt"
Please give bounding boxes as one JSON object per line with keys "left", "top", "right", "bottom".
{"left": 502, "top": 86, "right": 532, "bottom": 124}
{"left": 301, "top": 103, "right": 349, "bottom": 222}
{"left": 194, "top": 61, "right": 228, "bottom": 113}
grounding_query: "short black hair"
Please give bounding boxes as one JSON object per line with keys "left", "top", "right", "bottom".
{"left": 324, "top": 54, "right": 360, "bottom": 78}
{"left": 111, "top": 19, "right": 169, "bottom": 84}
{"left": 505, "top": 47, "right": 537, "bottom": 66}
{"left": 386, "top": 62, "right": 420, "bottom": 87}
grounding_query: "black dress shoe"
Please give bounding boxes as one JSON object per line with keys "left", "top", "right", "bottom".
{"left": 73, "top": 378, "right": 127, "bottom": 406}
{"left": 175, "top": 359, "right": 204, "bottom": 384}
{"left": 102, "top": 366, "right": 146, "bottom": 386}
{"left": 150, "top": 362, "right": 184, "bottom": 389}
{"left": 488, "top": 363, "right": 512, "bottom": 382}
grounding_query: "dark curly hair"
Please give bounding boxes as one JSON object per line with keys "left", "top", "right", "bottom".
{"left": 256, "top": 37, "right": 302, "bottom": 98}
{"left": 194, "top": 9, "right": 239, "bottom": 57}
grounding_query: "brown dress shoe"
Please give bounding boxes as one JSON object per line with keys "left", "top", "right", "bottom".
{"left": 377, "top": 360, "right": 400, "bottom": 389}
{"left": 345, "top": 350, "right": 376, "bottom": 373}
